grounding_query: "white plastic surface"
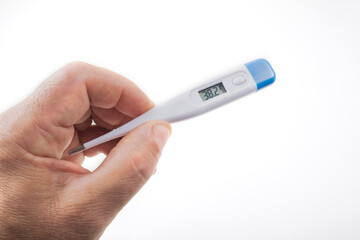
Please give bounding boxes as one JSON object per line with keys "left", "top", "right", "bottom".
{"left": 83, "top": 65, "right": 257, "bottom": 150}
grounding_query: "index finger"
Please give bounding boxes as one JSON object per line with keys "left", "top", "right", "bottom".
{"left": 29, "top": 61, "right": 153, "bottom": 128}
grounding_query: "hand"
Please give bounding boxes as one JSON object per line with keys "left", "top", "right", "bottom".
{"left": 0, "top": 62, "right": 171, "bottom": 240}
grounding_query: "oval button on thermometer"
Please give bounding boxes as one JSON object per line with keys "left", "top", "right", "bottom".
{"left": 232, "top": 75, "right": 247, "bottom": 85}
{"left": 69, "top": 58, "right": 276, "bottom": 155}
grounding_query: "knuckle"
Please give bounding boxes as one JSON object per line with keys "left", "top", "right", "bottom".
{"left": 64, "top": 61, "right": 89, "bottom": 71}
{"left": 59, "top": 61, "right": 90, "bottom": 83}
{"left": 130, "top": 151, "right": 152, "bottom": 182}
{"left": 130, "top": 136, "right": 161, "bottom": 181}
{"left": 149, "top": 134, "right": 163, "bottom": 159}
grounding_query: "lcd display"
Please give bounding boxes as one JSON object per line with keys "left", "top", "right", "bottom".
{"left": 198, "top": 82, "right": 227, "bottom": 101}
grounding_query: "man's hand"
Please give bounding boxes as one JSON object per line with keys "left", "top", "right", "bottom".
{"left": 0, "top": 62, "right": 171, "bottom": 240}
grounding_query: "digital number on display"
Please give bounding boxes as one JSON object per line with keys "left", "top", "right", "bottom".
{"left": 198, "top": 82, "right": 227, "bottom": 101}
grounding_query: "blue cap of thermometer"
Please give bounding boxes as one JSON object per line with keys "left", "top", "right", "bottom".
{"left": 245, "top": 59, "right": 276, "bottom": 90}
{"left": 69, "top": 58, "right": 276, "bottom": 155}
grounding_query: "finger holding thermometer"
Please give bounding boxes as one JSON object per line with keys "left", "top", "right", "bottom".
{"left": 69, "top": 58, "right": 276, "bottom": 155}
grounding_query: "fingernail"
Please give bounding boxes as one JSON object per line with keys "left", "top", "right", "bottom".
{"left": 152, "top": 123, "right": 171, "bottom": 148}
{"left": 152, "top": 168, "right": 157, "bottom": 175}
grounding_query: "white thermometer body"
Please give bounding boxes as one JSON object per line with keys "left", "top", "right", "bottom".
{"left": 69, "top": 59, "right": 276, "bottom": 155}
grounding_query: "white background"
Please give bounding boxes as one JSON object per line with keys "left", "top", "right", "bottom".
{"left": 1, "top": 0, "right": 360, "bottom": 239}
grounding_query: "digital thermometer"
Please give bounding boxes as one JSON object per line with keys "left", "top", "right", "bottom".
{"left": 69, "top": 59, "right": 276, "bottom": 155}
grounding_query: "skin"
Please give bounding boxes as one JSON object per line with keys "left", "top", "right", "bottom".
{"left": 0, "top": 62, "right": 171, "bottom": 240}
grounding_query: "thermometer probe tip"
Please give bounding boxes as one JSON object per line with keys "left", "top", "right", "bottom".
{"left": 69, "top": 144, "right": 85, "bottom": 156}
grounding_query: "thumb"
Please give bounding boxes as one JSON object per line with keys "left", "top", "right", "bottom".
{"left": 80, "top": 120, "right": 171, "bottom": 211}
